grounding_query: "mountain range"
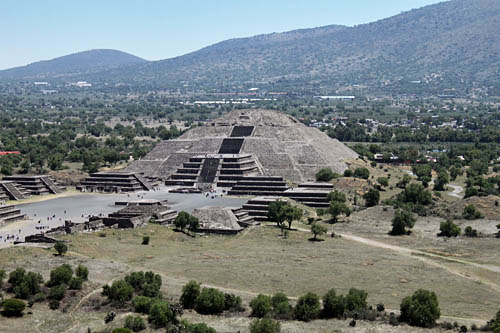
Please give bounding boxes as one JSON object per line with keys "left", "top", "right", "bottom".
{"left": 1, "top": 0, "right": 499, "bottom": 92}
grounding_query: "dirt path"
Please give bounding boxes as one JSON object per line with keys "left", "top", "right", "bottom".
{"left": 447, "top": 184, "right": 464, "bottom": 198}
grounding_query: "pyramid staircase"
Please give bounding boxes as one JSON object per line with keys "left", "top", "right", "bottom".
{"left": 240, "top": 197, "right": 279, "bottom": 222}
{"left": 0, "top": 181, "right": 27, "bottom": 200}
{"left": 40, "top": 176, "right": 64, "bottom": 194}
{"left": 0, "top": 204, "right": 26, "bottom": 225}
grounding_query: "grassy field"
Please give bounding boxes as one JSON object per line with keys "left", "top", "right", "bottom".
{"left": 0, "top": 219, "right": 498, "bottom": 333}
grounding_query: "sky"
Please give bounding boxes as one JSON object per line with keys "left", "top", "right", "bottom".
{"left": 0, "top": 0, "right": 445, "bottom": 70}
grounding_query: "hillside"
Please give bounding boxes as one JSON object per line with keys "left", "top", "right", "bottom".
{"left": 1, "top": 0, "right": 499, "bottom": 91}
{"left": 0, "top": 49, "right": 147, "bottom": 80}
{"left": 89, "top": 0, "right": 499, "bottom": 91}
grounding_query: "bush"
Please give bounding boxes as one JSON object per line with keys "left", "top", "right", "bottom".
{"left": 294, "top": 292, "right": 321, "bottom": 322}
{"left": 462, "top": 204, "right": 483, "bottom": 220}
{"left": 250, "top": 294, "right": 272, "bottom": 318}
{"left": 363, "top": 188, "right": 380, "bottom": 207}
{"left": 487, "top": 309, "right": 500, "bottom": 331}
{"left": 187, "top": 322, "right": 217, "bottom": 333}
{"left": 112, "top": 329, "right": 132, "bottom": 333}
{"left": 148, "top": 300, "right": 176, "bottom": 328}
{"left": 132, "top": 296, "right": 152, "bottom": 314}
{"left": 322, "top": 289, "right": 344, "bottom": 319}
{"left": 49, "top": 284, "right": 66, "bottom": 301}
{"left": 142, "top": 236, "right": 150, "bottom": 245}
{"left": 400, "top": 289, "right": 440, "bottom": 328}
{"left": 13, "top": 271, "right": 43, "bottom": 299}
{"left": 68, "top": 277, "right": 84, "bottom": 290}
{"left": 354, "top": 167, "right": 370, "bottom": 180}
{"left": 49, "top": 299, "right": 60, "bottom": 310}
{"left": 106, "top": 280, "right": 134, "bottom": 306}
{"left": 464, "top": 226, "right": 478, "bottom": 237}
{"left": 124, "top": 315, "right": 146, "bottom": 332}
{"left": 54, "top": 241, "right": 68, "bottom": 255}
{"left": 180, "top": 280, "right": 201, "bottom": 309}
{"left": 377, "top": 177, "right": 389, "bottom": 187}
{"left": 48, "top": 264, "right": 73, "bottom": 287}
{"left": 438, "top": 218, "right": 461, "bottom": 237}
{"left": 316, "top": 168, "right": 336, "bottom": 182}
{"left": 224, "top": 293, "right": 244, "bottom": 312}
{"left": 390, "top": 209, "right": 416, "bottom": 235}
{"left": 194, "top": 288, "right": 225, "bottom": 315}
{"left": 344, "top": 288, "right": 368, "bottom": 312}
{"left": 343, "top": 169, "right": 353, "bottom": 177}
{"left": 271, "top": 292, "right": 293, "bottom": 320}
{"left": 0, "top": 269, "right": 6, "bottom": 288}
{"left": 249, "top": 318, "right": 281, "bottom": 333}
{"left": 1, "top": 298, "right": 26, "bottom": 317}
{"left": 75, "top": 264, "right": 89, "bottom": 280}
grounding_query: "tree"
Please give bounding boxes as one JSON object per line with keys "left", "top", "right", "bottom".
{"left": 397, "top": 174, "right": 411, "bottom": 189}
{"left": 54, "top": 241, "right": 68, "bottom": 256}
{"left": 390, "top": 209, "right": 416, "bottom": 235}
{"left": 398, "top": 183, "right": 432, "bottom": 205}
{"left": 249, "top": 294, "right": 272, "bottom": 318}
{"left": 311, "top": 223, "right": 327, "bottom": 241}
{"left": 68, "top": 277, "right": 84, "bottom": 290}
{"left": 344, "top": 169, "right": 353, "bottom": 177}
{"left": 316, "top": 168, "right": 335, "bottom": 182}
{"left": 284, "top": 205, "right": 303, "bottom": 230}
{"left": 462, "top": 204, "right": 483, "bottom": 220}
{"left": 174, "top": 211, "right": 191, "bottom": 231}
{"left": 49, "top": 284, "right": 66, "bottom": 301}
{"left": 400, "top": 289, "right": 440, "bottom": 328}
{"left": 464, "top": 226, "right": 478, "bottom": 237}
{"left": 194, "top": 288, "right": 225, "bottom": 315}
{"left": 180, "top": 280, "right": 201, "bottom": 309}
{"left": 148, "top": 300, "right": 176, "bottom": 328}
{"left": 433, "top": 169, "right": 449, "bottom": 191}
{"left": 344, "top": 288, "right": 368, "bottom": 312}
{"left": 327, "top": 190, "right": 347, "bottom": 203}
{"left": 487, "top": 310, "right": 500, "bottom": 332}
{"left": 271, "top": 293, "right": 293, "bottom": 320}
{"left": 363, "top": 188, "right": 380, "bottom": 207}
{"left": 353, "top": 167, "right": 370, "bottom": 180}
{"left": 294, "top": 292, "right": 321, "bottom": 322}
{"left": 449, "top": 166, "right": 462, "bottom": 181}
{"left": 1, "top": 299, "right": 26, "bottom": 317}
{"left": 112, "top": 329, "right": 132, "bottom": 333}
{"left": 47, "top": 264, "right": 73, "bottom": 287}
{"left": 142, "top": 236, "right": 150, "bottom": 245}
{"left": 438, "top": 218, "right": 461, "bottom": 237}
{"left": 249, "top": 318, "right": 281, "bottom": 333}
{"left": 267, "top": 200, "right": 288, "bottom": 229}
{"left": 328, "top": 201, "right": 350, "bottom": 223}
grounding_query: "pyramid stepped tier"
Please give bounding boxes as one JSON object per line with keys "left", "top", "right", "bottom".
{"left": 78, "top": 172, "right": 154, "bottom": 193}
{"left": 0, "top": 181, "right": 27, "bottom": 200}
{"left": 227, "top": 176, "right": 289, "bottom": 196}
{"left": 281, "top": 182, "right": 334, "bottom": 208}
{"left": 126, "top": 109, "right": 357, "bottom": 183}
{"left": 165, "top": 154, "right": 260, "bottom": 188}
{"left": 0, "top": 204, "right": 26, "bottom": 226}
{"left": 232, "top": 208, "right": 258, "bottom": 227}
{"left": 240, "top": 197, "right": 279, "bottom": 222}
{"left": 2, "top": 175, "right": 65, "bottom": 196}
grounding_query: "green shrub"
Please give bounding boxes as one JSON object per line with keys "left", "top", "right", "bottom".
{"left": 47, "top": 264, "right": 73, "bottom": 287}
{"left": 224, "top": 293, "right": 244, "bottom": 312}
{"left": 1, "top": 298, "right": 26, "bottom": 317}
{"left": 250, "top": 294, "right": 272, "bottom": 318}
{"left": 462, "top": 204, "right": 483, "bottom": 220}
{"left": 142, "top": 236, "right": 150, "bottom": 245}
{"left": 68, "top": 277, "right": 84, "bottom": 290}
{"left": 271, "top": 292, "right": 292, "bottom": 320}
{"left": 13, "top": 271, "right": 43, "bottom": 299}
{"left": 354, "top": 167, "right": 370, "bottom": 180}
{"left": 322, "top": 289, "right": 344, "bottom": 319}
{"left": 249, "top": 318, "right": 281, "bottom": 333}
{"left": 112, "top": 329, "right": 132, "bottom": 333}
{"left": 344, "top": 169, "right": 353, "bottom": 177}
{"left": 187, "top": 322, "right": 217, "bottom": 333}
{"left": 194, "top": 288, "right": 225, "bottom": 315}
{"left": 390, "top": 209, "right": 416, "bottom": 235}
{"left": 49, "top": 299, "right": 60, "bottom": 310}
{"left": 316, "top": 168, "right": 337, "bottom": 182}
{"left": 148, "top": 300, "right": 176, "bottom": 328}
{"left": 464, "top": 226, "right": 478, "bottom": 237}
{"left": 75, "top": 264, "right": 89, "bottom": 280}
{"left": 49, "top": 284, "right": 66, "bottom": 301}
{"left": 124, "top": 315, "right": 146, "bottom": 332}
{"left": 438, "top": 219, "right": 461, "bottom": 237}
{"left": 400, "top": 289, "right": 440, "bottom": 328}
{"left": 180, "top": 280, "right": 201, "bottom": 309}
{"left": 294, "top": 292, "right": 321, "bottom": 322}
{"left": 132, "top": 296, "right": 152, "bottom": 314}
{"left": 54, "top": 241, "right": 68, "bottom": 255}
{"left": 105, "top": 280, "right": 134, "bottom": 306}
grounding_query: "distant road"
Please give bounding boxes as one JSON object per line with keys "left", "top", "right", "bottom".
{"left": 447, "top": 184, "right": 464, "bottom": 198}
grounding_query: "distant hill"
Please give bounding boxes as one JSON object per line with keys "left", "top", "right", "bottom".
{"left": 2, "top": 0, "right": 499, "bottom": 92}
{"left": 0, "top": 49, "right": 147, "bottom": 80}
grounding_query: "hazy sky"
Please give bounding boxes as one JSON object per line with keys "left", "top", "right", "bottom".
{"left": 1, "top": 0, "right": 445, "bottom": 70}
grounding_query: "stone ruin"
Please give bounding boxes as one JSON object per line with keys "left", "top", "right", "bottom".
{"left": 0, "top": 175, "right": 65, "bottom": 200}
{"left": 126, "top": 109, "right": 358, "bottom": 188}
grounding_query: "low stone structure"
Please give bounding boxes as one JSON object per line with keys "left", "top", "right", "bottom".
{"left": 78, "top": 171, "right": 155, "bottom": 193}
{"left": 2, "top": 175, "right": 65, "bottom": 197}
{"left": 191, "top": 206, "right": 245, "bottom": 234}
{"left": 102, "top": 199, "right": 177, "bottom": 228}
{"left": 0, "top": 204, "right": 26, "bottom": 226}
